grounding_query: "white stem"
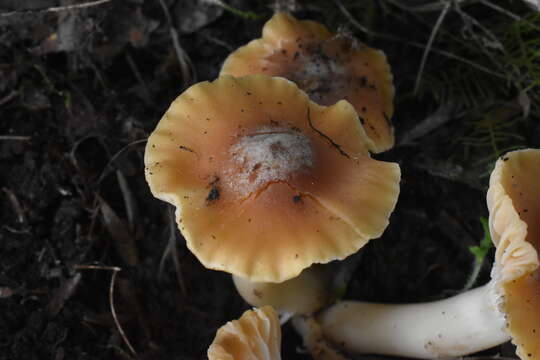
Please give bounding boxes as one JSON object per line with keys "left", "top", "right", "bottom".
{"left": 317, "top": 282, "right": 510, "bottom": 359}
{"left": 232, "top": 266, "right": 330, "bottom": 316}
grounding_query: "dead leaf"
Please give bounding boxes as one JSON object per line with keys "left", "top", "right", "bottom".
{"left": 99, "top": 197, "right": 139, "bottom": 266}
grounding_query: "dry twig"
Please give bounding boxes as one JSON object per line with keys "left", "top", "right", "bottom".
{"left": 0, "top": 135, "right": 31, "bottom": 141}
{"left": 0, "top": 91, "right": 19, "bottom": 107}
{"left": 0, "top": 0, "right": 113, "bottom": 17}
{"left": 96, "top": 138, "right": 147, "bottom": 185}
{"left": 2, "top": 187, "right": 26, "bottom": 223}
{"left": 73, "top": 265, "right": 137, "bottom": 357}
{"left": 399, "top": 102, "right": 461, "bottom": 145}
{"left": 414, "top": 1, "right": 452, "bottom": 94}
{"left": 157, "top": 0, "right": 196, "bottom": 89}
{"left": 482, "top": 1, "right": 540, "bottom": 32}
{"left": 385, "top": 0, "right": 467, "bottom": 12}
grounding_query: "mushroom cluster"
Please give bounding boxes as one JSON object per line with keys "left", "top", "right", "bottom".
{"left": 145, "top": 12, "right": 400, "bottom": 286}
{"left": 144, "top": 10, "right": 538, "bottom": 360}
{"left": 145, "top": 9, "right": 403, "bottom": 359}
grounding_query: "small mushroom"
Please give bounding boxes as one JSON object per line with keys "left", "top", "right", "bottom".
{"left": 294, "top": 149, "right": 540, "bottom": 359}
{"left": 221, "top": 12, "right": 395, "bottom": 153}
{"left": 145, "top": 74, "right": 400, "bottom": 283}
{"left": 208, "top": 306, "right": 281, "bottom": 360}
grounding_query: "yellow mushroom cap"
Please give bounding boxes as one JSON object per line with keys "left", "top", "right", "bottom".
{"left": 487, "top": 149, "right": 540, "bottom": 359}
{"left": 220, "top": 12, "right": 395, "bottom": 153}
{"left": 145, "top": 74, "right": 400, "bottom": 282}
{"left": 208, "top": 306, "right": 281, "bottom": 360}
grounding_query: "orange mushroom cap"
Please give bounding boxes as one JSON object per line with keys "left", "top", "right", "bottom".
{"left": 221, "top": 12, "right": 395, "bottom": 153}
{"left": 487, "top": 149, "right": 540, "bottom": 360}
{"left": 145, "top": 74, "right": 400, "bottom": 282}
{"left": 208, "top": 306, "right": 281, "bottom": 360}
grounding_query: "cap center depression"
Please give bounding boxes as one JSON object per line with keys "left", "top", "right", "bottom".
{"left": 228, "top": 127, "right": 313, "bottom": 195}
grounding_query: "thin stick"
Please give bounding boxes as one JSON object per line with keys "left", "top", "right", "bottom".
{"left": 480, "top": 0, "right": 540, "bottom": 32}
{"left": 73, "top": 265, "right": 137, "bottom": 357}
{"left": 453, "top": 6, "right": 502, "bottom": 50}
{"left": 0, "top": 135, "right": 31, "bottom": 141}
{"left": 385, "top": 0, "right": 470, "bottom": 13}
{"left": 96, "top": 138, "right": 147, "bottom": 185}
{"left": 157, "top": 0, "right": 196, "bottom": 89}
{"left": 480, "top": 0, "right": 523, "bottom": 21}
{"left": 73, "top": 264, "right": 121, "bottom": 272}
{"left": 1, "top": 0, "right": 113, "bottom": 17}
{"left": 2, "top": 187, "right": 26, "bottom": 223}
{"left": 0, "top": 91, "right": 18, "bottom": 106}
{"left": 199, "top": 32, "right": 234, "bottom": 52}
{"left": 109, "top": 270, "right": 137, "bottom": 357}
{"left": 399, "top": 102, "right": 459, "bottom": 145}
{"left": 414, "top": 1, "right": 452, "bottom": 94}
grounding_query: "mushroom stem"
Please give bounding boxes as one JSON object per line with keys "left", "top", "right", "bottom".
{"left": 232, "top": 265, "right": 331, "bottom": 317}
{"left": 315, "top": 282, "right": 510, "bottom": 359}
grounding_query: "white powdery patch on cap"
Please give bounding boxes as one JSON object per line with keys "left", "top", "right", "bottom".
{"left": 228, "top": 127, "right": 313, "bottom": 196}
{"left": 289, "top": 53, "right": 346, "bottom": 106}
{"left": 302, "top": 57, "right": 345, "bottom": 82}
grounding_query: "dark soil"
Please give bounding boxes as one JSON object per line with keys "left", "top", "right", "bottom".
{"left": 1, "top": 1, "right": 538, "bottom": 360}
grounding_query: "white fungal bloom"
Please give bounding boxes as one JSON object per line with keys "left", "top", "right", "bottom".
{"left": 290, "top": 54, "right": 347, "bottom": 105}
{"left": 229, "top": 127, "right": 313, "bottom": 196}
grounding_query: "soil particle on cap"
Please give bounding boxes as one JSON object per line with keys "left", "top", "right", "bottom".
{"left": 206, "top": 187, "right": 220, "bottom": 203}
{"left": 206, "top": 177, "right": 220, "bottom": 204}
{"left": 178, "top": 145, "right": 195, "bottom": 153}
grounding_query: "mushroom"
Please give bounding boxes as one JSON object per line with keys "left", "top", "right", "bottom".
{"left": 145, "top": 74, "right": 400, "bottom": 283}
{"left": 220, "top": 12, "right": 395, "bottom": 153}
{"left": 208, "top": 306, "right": 281, "bottom": 360}
{"left": 295, "top": 148, "right": 540, "bottom": 359}
{"left": 208, "top": 305, "right": 346, "bottom": 360}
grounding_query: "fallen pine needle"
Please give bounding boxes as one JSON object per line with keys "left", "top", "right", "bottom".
{"left": 73, "top": 265, "right": 137, "bottom": 357}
